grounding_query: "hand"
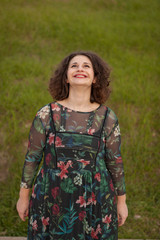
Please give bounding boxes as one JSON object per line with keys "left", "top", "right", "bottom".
{"left": 117, "top": 202, "right": 128, "bottom": 226}
{"left": 16, "top": 197, "right": 29, "bottom": 221}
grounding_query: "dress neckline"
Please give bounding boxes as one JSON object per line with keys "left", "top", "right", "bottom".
{"left": 55, "top": 101, "right": 102, "bottom": 114}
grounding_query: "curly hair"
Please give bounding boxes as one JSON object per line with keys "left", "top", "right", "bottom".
{"left": 49, "top": 51, "right": 111, "bottom": 104}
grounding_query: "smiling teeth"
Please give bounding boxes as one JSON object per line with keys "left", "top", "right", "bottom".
{"left": 74, "top": 75, "right": 86, "bottom": 77}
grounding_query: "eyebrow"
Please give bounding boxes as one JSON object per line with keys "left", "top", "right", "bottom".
{"left": 70, "top": 62, "right": 91, "bottom": 65}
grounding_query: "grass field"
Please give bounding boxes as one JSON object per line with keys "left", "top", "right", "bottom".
{"left": 0, "top": 0, "right": 160, "bottom": 238}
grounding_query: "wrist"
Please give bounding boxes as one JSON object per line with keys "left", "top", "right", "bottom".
{"left": 117, "top": 194, "right": 126, "bottom": 204}
{"left": 19, "top": 188, "right": 30, "bottom": 200}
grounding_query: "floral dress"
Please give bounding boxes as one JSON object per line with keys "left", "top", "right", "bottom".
{"left": 21, "top": 101, "right": 126, "bottom": 240}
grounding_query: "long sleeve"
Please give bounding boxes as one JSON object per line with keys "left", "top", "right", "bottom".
{"left": 21, "top": 114, "right": 46, "bottom": 189}
{"left": 104, "top": 108, "right": 126, "bottom": 196}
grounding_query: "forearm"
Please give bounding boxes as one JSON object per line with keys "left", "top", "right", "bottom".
{"left": 17, "top": 188, "right": 31, "bottom": 221}
{"left": 117, "top": 194, "right": 126, "bottom": 204}
{"left": 19, "top": 187, "right": 31, "bottom": 200}
{"left": 117, "top": 194, "right": 128, "bottom": 226}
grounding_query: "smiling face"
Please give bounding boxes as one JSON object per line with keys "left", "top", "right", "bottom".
{"left": 66, "top": 55, "right": 96, "bottom": 87}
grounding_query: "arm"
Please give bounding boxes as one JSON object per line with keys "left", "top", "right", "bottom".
{"left": 117, "top": 194, "right": 128, "bottom": 226}
{"left": 16, "top": 188, "right": 30, "bottom": 221}
{"left": 104, "top": 108, "right": 128, "bottom": 226}
{"left": 17, "top": 112, "right": 46, "bottom": 221}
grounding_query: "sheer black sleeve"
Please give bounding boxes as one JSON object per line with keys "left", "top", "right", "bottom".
{"left": 104, "top": 108, "right": 126, "bottom": 196}
{"left": 20, "top": 105, "right": 50, "bottom": 188}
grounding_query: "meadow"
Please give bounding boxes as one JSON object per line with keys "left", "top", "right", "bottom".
{"left": 0, "top": 0, "right": 159, "bottom": 238}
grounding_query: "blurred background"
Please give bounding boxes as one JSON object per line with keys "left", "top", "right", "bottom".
{"left": 0, "top": 0, "right": 159, "bottom": 238}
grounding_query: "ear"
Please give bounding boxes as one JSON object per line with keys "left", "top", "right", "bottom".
{"left": 92, "top": 77, "right": 96, "bottom": 84}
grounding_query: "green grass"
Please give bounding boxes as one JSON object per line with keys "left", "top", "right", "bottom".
{"left": 0, "top": 0, "right": 160, "bottom": 238}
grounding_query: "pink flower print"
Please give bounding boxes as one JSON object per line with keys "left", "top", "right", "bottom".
{"left": 53, "top": 114, "right": 60, "bottom": 121}
{"left": 77, "top": 159, "right": 90, "bottom": 167}
{"left": 66, "top": 160, "right": 73, "bottom": 168}
{"left": 76, "top": 195, "right": 87, "bottom": 207}
{"left": 116, "top": 156, "right": 123, "bottom": 164}
{"left": 96, "top": 224, "right": 102, "bottom": 234}
{"left": 87, "top": 127, "right": 95, "bottom": 135}
{"left": 94, "top": 173, "right": 101, "bottom": 182}
{"left": 113, "top": 195, "right": 116, "bottom": 205}
{"left": 58, "top": 168, "right": 68, "bottom": 179}
{"left": 91, "top": 224, "right": 102, "bottom": 239}
{"left": 91, "top": 229, "right": 98, "bottom": 239}
{"left": 87, "top": 192, "right": 97, "bottom": 205}
{"left": 58, "top": 161, "right": 66, "bottom": 171}
{"left": 102, "top": 137, "right": 106, "bottom": 143}
{"left": 31, "top": 184, "right": 37, "bottom": 198}
{"left": 41, "top": 216, "right": 49, "bottom": 230}
{"left": 51, "top": 187, "right": 59, "bottom": 199}
{"left": 52, "top": 103, "right": 61, "bottom": 111}
{"left": 41, "top": 168, "right": 44, "bottom": 178}
{"left": 49, "top": 133, "right": 55, "bottom": 145}
{"left": 52, "top": 204, "right": 60, "bottom": 215}
{"left": 32, "top": 220, "right": 38, "bottom": 230}
{"left": 110, "top": 180, "right": 114, "bottom": 191}
{"left": 102, "top": 214, "right": 112, "bottom": 225}
{"left": 79, "top": 211, "right": 86, "bottom": 221}
{"left": 57, "top": 161, "right": 73, "bottom": 179}
{"left": 46, "top": 153, "right": 52, "bottom": 165}
{"left": 55, "top": 136, "right": 64, "bottom": 147}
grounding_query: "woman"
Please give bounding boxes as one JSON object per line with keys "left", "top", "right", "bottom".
{"left": 17, "top": 51, "right": 128, "bottom": 239}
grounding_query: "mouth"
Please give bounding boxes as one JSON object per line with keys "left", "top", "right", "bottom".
{"left": 73, "top": 74, "right": 87, "bottom": 78}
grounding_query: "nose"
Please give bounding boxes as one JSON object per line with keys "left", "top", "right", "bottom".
{"left": 77, "top": 66, "right": 84, "bottom": 71}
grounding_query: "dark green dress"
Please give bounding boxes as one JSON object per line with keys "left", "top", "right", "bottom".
{"left": 21, "top": 101, "right": 126, "bottom": 240}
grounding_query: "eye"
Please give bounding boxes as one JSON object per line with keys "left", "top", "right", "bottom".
{"left": 84, "top": 64, "right": 90, "bottom": 68}
{"left": 71, "top": 64, "right": 77, "bottom": 68}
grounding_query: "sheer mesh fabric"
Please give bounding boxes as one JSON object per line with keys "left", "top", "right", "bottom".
{"left": 104, "top": 108, "right": 126, "bottom": 195}
{"left": 53, "top": 103, "right": 105, "bottom": 136}
{"left": 21, "top": 102, "right": 126, "bottom": 195}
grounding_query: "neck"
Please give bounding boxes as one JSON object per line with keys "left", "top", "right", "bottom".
{"left": 64, "top": 86, "right": 93, "bottom": 110}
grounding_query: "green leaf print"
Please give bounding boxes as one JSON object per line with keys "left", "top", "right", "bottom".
{"left": 89, "top": 152, "right": 96, "bottom": 160}
{"left": 55, "top": 202, "right": 78, "bottom": 235}
{"left": 46, "top": 201, "right": 53, "bottom": 208}
{"left": 78, "top": 233, "right": 85, "bottom": 240}
{"left": 72, "top": 134, "right": 92, "bottom": 146}
{"left": 98, "top": 159, "right": 106, "bottom": 171}
{"left": 60, "top": 178, "right": 77, "bottom": 193}
{"left": 106, "top": 193, "right": 111, "bottom": 199}
{"left": 78, "top": 151, "right": 85, "bottom": 158}
{"left": 48, "top": 169, "right": 60, "bottom": 181}
{"left": 45, "top": 174, "right": 50, "bottom": 194}
{"left": 76, "top": 126, "right": 84, "bottom": 130}
{"left": 26, "top": 147, "right": 43, "bottom": 162}
{"left": 34, "top": 118, "right": 44, "bottom": 134}
{"left": 23, "top": 165, "right": 39, "bottom": 186}
{"left": 100, "top": 173, "right": 109, "bottom": 193}
{"left": 50, "top": 147, "right": 56, "bottom": 157}
{"left": 95, "top": 114, "right": 104, "bottom": 123}
{"left": 83, "top": 170, "right": 92, "bottom": 183}
{"left": 40, "top": 173, "right": 49, "bottom": 194}
{"left": 58, "top": 214, "right": 64, "bottom": 224}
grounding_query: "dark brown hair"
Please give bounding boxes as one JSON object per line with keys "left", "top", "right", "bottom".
{"left": 49, "top": 51, "right": 111, "bottom": 104}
